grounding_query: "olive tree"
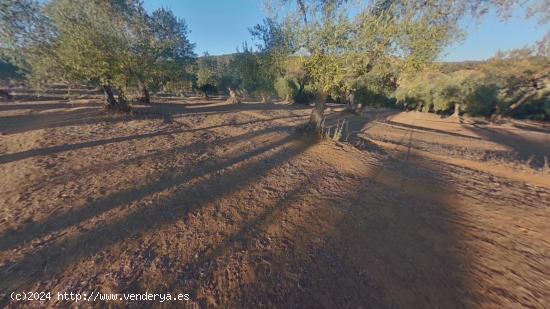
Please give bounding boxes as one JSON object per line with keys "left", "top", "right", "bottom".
{"left": 4, "top": 0, "right": 196, "bottom": 109}
{"left": 0, "top": 0, "right": 55, "bottom": 74}
{"left": 196, "top": 52, "right": 220, "bottom": 98}
{"left": 131, "top": 8, "right": 196, "bottom": 103}
{"left": 284, "top": 56, "right": 310, "bottom": 103}
{"left": 269, "top": 0, "right": 548, "bottom": 133}
{"left": 38, "top": 0, "right": 148, "bottom": 110}
{"left": 304, "top": 1, "right": 457, "bottom": 132}
{"left": 229, "top": 18, "right": 294, "bottom": 103}
{"left": 480, "top": 50, "right": 550, "bottom": 116}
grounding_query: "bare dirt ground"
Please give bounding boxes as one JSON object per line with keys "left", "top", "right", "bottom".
{"left": 0, "top": 95, "right": 549, "bottom": 308}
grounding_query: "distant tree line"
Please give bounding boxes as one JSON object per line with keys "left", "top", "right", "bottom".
{"left": 1, "top": 0, "right": 548, "bottom": 121}
{"left": 396, "top": 51, "right": 549, "bottom": 120}
{"left": 194, "top": 0, "right": 549, "bottom": 123}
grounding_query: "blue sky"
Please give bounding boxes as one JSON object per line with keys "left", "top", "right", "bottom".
{"left": 144, "top": 0, "right": 549, "bottom": 61}
{"left": 143, "top": 0, "right": 266, "bottom": 56}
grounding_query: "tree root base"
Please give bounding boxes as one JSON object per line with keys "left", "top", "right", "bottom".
{"left": 226, "top": 97, "right": 241, "bottom": 104}
{"left": 295, "top": 123, "right": 323, "bottom": 141}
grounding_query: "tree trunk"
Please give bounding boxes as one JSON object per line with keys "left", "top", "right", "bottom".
{"left": 137, "top": 81, "right": 151, "bottom": 104}
{"left": 346, "top": 91, "right": 356, "bottom": 113}
{"left": 103, "top": 85, "right": 118, "bottom": 108}
{"left": 118, "top": 88, "right": 128, "bottom": 105}
{"left": 302, "top": 93, "right": 326, "bottom": 135}
{"left": 102, "top": 85, "right": 130, "bottom": 112}
{"left": 452, "top": 103, "right": 461, "bottom": 117}
{"left": 284, "top": 94, "right": 291, "bottom": 103}
{"left": 116, "top": 87, "right": 130, "bottom": 112}
{"left": 427, "top": 103, "right": 434, "bottom": 113}
{"left": 508, "top": 91, "right": 537, "bottom": 111}
{"left": 452, "top": 102, "right": 464, "bottom": 123}
{"left": 308, "top": 101, "right": 326, "bottom": 133}
{"left": 226, "top": 87, "right": 241, "bottom": 104}
{"left": 261, "top": 93, "right": 271, "bottom": 104}
{"left": 296, "top": 80, "right": 306, "bottom": 104}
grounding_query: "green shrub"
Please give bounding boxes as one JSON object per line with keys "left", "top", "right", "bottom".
{"left": 464, "top": 84, "right": 499, "bottom": 116}
{"left": 355, "top": 86, "right": 394, "bottom": 108}
{"left": 275, "top": 76, "right": 298, "bottom": 102}
{"left": 432, "top": 78, "right": 458, "bottom": 112}
{"left": 395, "top": 70, "right": 447, "bottom": 111}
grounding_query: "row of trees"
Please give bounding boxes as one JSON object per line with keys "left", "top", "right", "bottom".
{"left": 2, "top": 0, "right": 548, "bottom": 123}
{"left": 193, "top": 0, "right": 549, "bottom": 127}
{"left": 396, "top": 51, "right": 550, "bottom": 119}
{"left": 1, "top": 0, "right": 196, "bottom": 110}
{"left": 1, "top": 0, "right": 294, "bottom": 107}
{"left": 194, "top": 17, "right": 294, "bottom": 104}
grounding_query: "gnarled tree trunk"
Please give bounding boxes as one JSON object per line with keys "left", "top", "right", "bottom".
{"left": 416, "top": 101, "right": 424, "bottom": 111}
{"left": 284, "top": 93, "right": 293, "bottom": 103}
{"left": 507, "top": 90, "right": 538, "bottom": 112}
{"left": 102, "top": 85, "right": 130, "bottom": 112}
{"left": 346, "top": 91, "right": 356, "bottom": 113}
{"left": 261, "top": 93, "right": 271, "bottom": 104}
{"left": 302, "top": 92, "right": 326, "bottom": 135}
{"left": 137, "top": 80, "right": 151, "bottom": 104}
{"left": 103, "top": 85, "right": 118, "bottom": 108}
{"left": 226, "top": 87, "right": 241, "bottom": 104}
{"left": 295, "top": 80, "right": 306, "bottom": 104}
{"left": 452, "top": 102, "right": 461, "bottom": 117}
{"left": 451, "top": 102, "right": 464, "bottom": 123}
{"left": 116, "top": 87, "right": 131, "bottom": 112}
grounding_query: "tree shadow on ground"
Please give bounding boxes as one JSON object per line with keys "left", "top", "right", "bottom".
{"left": 322, "top": 109, "right": 401, "bottom": 154}
{"left": 0, "top": 101, "right": 103, "bottom": 112}
{"left": 0, "top": 107, "right": 124, "bottom": 135}
{"left": 157, "top": 144, "right": 475, "bottom": 308}
{"left": 0, "top": 100, "right": 308, "bottom": 135}
{"left": 0, "top": 114, "right": 306, "bottom": 164}
{"left": 0, "top": 130, "right": 316, "bottom": 302}
{"left": 466, "top": 125, "right": 550, "bottom": 168}
{"left": 0, "top": 125, "right": 297, "bottom": 251}
{"left": 147, "top": 101, "right": 308, "bottom": 116}
{"left": 271, "top": 184, "right": 471, "bottom": 307}
{"left": 0, "top": 107, "right": 476, "bottom": 308}
{"left": 157, "top": 100, "right": 221, "bottom": 107}
{"left": 381, "top": 119, "right": 482, "bottom": 140}
{"left": 509, "top": 121, "right": 550, "bottom": 135}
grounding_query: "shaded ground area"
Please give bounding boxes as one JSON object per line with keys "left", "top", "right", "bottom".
{"left": 337, "top": 109, "right": 550, "bottom": 170}
{"left": 0, "top": 96, "right": 549, "bottom": 308}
